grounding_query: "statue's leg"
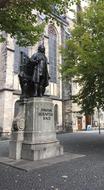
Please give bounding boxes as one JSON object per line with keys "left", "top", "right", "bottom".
{"left": 39, "top": 85, "right": 45, "bottom": 97}
{"left": 39, "top": 78, "right": 45, "bottom": 96}
{"left": 42, "top": 87, "right": 45, "bottom": 95}
{"left": 39, "top": 85, "right": 42, "bottom": 97}
{"left": 33, "top": 83, "right": 38, "bottom": 97}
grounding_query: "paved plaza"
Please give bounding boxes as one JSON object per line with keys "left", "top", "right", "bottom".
{"left": 0, "top": 132, "right": 104, "bottom": 190}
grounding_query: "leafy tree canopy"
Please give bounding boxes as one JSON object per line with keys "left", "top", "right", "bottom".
{"left": 0, "top": 0, "right": 77, "bottom": 46}
{"left": 61, "top": 0, "right": 104, "bottom": 115}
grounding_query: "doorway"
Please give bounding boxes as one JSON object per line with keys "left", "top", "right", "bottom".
{"left": 77, "top": 117, "right": 82, "bottom": 131}
{"left": 85, "top": 115, "right": 92, "bottom": 129}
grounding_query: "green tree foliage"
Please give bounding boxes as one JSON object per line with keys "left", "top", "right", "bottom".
{"left": 0, "top": 0, "right": 76, "bottom": 46}
{"left": 61, "top": 1, "right": 104, "bottom": 114}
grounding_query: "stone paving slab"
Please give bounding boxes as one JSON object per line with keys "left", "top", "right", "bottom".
{"left": 1, "top": 133, "right": 104, "bottom": 190}
{"left": 0, "top": 153, "right": 85, "bottom": 171}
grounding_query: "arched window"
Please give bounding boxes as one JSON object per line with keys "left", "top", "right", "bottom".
{"left": 48, "top": 25, "right": 57, "bottom": 83}
{"left": 54, "top": 104, "right": 58, "bottom": 126}
{"left": 14, "top": 43, "right": 28, "bottom": 73}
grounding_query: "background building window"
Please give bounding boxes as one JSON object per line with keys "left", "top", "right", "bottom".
{"left": 54, "top": 104, "right": 58, "bottom": 126}
{"left": 48, "top": 25, "right": 57, "bottom": 83}
{"left": 14, "top": 43, "right": 28, "bottom": 74}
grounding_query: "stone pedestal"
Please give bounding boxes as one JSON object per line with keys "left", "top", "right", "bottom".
{"left": 9, "top": 97, "right": 63, "bottom": 161}
{"left": 21, "top": 97, "right": 63, "bottom": 160}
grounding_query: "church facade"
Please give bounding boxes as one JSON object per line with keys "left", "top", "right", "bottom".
{"left": 0, "top": 18, "right": 70, "bottom": 136}
{"left": 0, "top": 23, "right": 87, "bottom": 136}
{"left": 1, "top": 1, "right": 104, "bottom": 136}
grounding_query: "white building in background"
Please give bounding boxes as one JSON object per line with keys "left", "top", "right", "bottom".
{"left": 0, "top": 1, "right": 103, "bottom": 136}
{"left": 61, "top": 0, "right": 104, "bottom": 132}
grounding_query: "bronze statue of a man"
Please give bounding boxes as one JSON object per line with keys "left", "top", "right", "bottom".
{"left": 30, "top": 45, "right": 49, "bottom": 97}
{"left": 19, "top": 45, "right": 50, "bottom": 98}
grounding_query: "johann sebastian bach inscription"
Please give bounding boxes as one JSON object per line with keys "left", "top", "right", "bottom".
{"left": 38, "top": 108, "right": 53, "bottom": 120}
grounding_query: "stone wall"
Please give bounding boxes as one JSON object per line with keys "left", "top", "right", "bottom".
{"left": 0, "top": 42, "right": 7, "bottom": 89}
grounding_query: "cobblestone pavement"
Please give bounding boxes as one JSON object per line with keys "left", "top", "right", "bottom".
{"left": 1, "top": 132, "right": 104, "bottom": 190}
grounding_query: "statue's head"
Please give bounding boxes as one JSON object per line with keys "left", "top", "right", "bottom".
{"left": 38, "top": 45, "right": 45, "bottom": 53}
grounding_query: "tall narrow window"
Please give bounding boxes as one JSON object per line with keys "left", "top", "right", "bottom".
{"left": 48, "top": 26, "right": 57, "bottom": 83}
{"left": 14, "top": 43, "right": 28, "bottom": 74}
{"left": 54, "top": 104, "right": 58, "bottom": 126}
